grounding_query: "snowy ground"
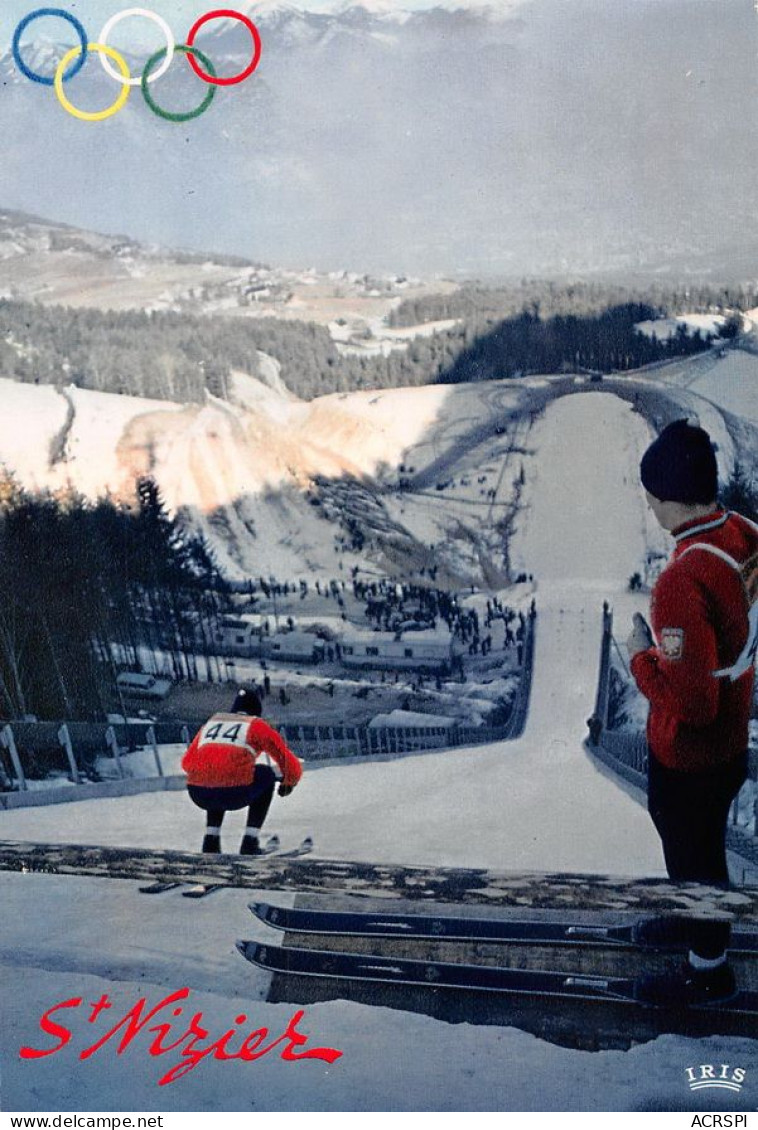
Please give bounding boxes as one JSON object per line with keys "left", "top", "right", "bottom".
{"left": 2, "top": 390, "right": 756, "bottom": 1113}
{"left": 649, "top": 330, "right": 758, "bottom": 431}
{"left": 635, "top": 314, "right": 726, "bottom": 342}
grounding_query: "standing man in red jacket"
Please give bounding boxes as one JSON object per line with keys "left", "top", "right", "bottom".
{"left": 182, "top": 687, "right": 302, "bottom": 855}
{"left": 628, "top": 419, "right": 758, "bottom": 1003}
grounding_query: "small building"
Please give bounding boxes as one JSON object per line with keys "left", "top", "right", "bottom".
{"left": 214, "top": 614, "right": 268, "bottom": 657}
{"left": 214, "top": 616, "right": 324, "bottom": 663}
{"left": 263, "top": 631, "right": 325, "bottom": 664}
{"left": 340, "top": 630, "right": 459, "bottom": 673}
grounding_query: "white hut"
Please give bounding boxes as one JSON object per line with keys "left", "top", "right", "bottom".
{"left": 340, "top": 629, "right": 459, "bottom": 673}
{"left": 263, "top": 631, "right": 325, "bottom": 664}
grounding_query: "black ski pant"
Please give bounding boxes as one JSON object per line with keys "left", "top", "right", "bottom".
{"left": 188, "top": 766, "right": 277, "bottom": 833}
{"left": 647, "top": 750, "right": 748, "bottom": 958}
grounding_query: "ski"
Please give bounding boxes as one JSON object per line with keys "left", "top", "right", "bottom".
{"left": 182, "top": 883, "right": 225, "bottom": 899}
{"left": 139, "top": 836, "right": 281, "bottom": 897}
{"left": 140, "top": 881, "right": 183, "bottom": 895}
{"left": 253, "top": 834, "right": 281, "bottom": 856}
{"left": 249, "top": 903, "right": 758, "bottom": 955}
{"left": 276, "top": 836, "right": 313, "bottom": 859}
{"left": 139, "top": 839, "right": 313, "bottom": 898}
{"left": 180, "top": 840, "right": 312, "bottom": 898}
{"left": 237, "top": 940, "right": 758, "bottom": 1015}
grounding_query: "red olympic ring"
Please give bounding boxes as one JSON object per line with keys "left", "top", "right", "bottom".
{"left": 186, "top": 9, "right": 262, "bottom": 87}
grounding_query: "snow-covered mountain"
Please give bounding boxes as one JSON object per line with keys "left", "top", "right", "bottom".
{"left": 0, "top": 369, "right": 533, "bottom": 582}
{"left": 4, "top": 0, "right": 758, "bottom": 278}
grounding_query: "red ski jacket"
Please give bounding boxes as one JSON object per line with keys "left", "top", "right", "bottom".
{"left": 182, "top": 713, "right": 303, "bottom": 790}
{"left": 631, "top": 509, "right": 758, "bottom": 771}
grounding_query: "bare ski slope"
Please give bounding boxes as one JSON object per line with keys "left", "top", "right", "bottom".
{"left": 2, "top": 392, "right": 666, "bottom": 874}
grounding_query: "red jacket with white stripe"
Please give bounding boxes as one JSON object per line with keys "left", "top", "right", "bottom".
{"left": 630, "top": 509, "right": 758, "bottom": 772}
{"left": 181, "top": 713, "right": 303, "bottom": 790}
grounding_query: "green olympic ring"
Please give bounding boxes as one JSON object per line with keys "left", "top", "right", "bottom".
{"left": 141, "top": 44, "right": 217, "bottom": 122}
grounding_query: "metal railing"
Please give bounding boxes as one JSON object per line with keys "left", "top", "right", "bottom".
{"left": 589, "top": 605, "right": 758, "bottom": 865}
{"left": 0, "top": 710, "right": 522, "bottom": 796}
{"left": 276, "top": 720, "right": 519, "bottom": 760}
{"left": 0, "top": 608, "right": 537, "bottom": 798}
{"left": 503, "top": 606, "right": 535, "bottom": 740}
{"left": 0, "top": 721, "right": 191, "bottom": 794}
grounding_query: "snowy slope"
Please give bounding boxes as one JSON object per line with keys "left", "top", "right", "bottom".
{"left": 0, "top": 374, "right": 528, "bottom": 579}
{"left": 11, "top": 360, "right": 744, "bottom": 589}
{"left": 665, "top": 348, "right": 758, "bottom": 428}
{"left": 0, "top": 380, "right": 69, "bottom": 488}
{"left": 0, "top": 377, "right": 448, "bottom": 501}
{"left": 647, "top": 329, "right": 758, "bottom": 436}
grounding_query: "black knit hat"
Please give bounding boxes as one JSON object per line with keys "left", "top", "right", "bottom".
{"left": 640, "top": 419, "right": 718, "bottom": 504}
{"left": 232, "top": 687, "right": 262, "bottom": 716}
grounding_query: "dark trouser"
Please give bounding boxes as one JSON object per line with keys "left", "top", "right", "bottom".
{"left": 647, "top": 751, "right": 748, "bottom": 957}
{"left": 188, "top": 766, "right": 277, "bottom": 833}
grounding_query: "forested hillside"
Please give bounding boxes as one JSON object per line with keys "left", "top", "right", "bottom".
{"left": 440, "top": 305, "right": 717, "bottom": 384}
{"left": 0, "top": 284, "right": 735, "bottom": 405}
{"left": 390, "top": 280, "right": 758, "bottom": 326}
{"left": 0, "top": 474, "right": 224, "bottom": 720}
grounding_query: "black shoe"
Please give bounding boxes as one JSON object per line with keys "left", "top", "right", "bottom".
{"left": 240, "top": 835, "right": 263, "bottom": 856}
{"left": 635, "top": 960, "right": 737, "bottom": 1007}
{"left": 202, "top": 833, "right": 221, "bottom": 854}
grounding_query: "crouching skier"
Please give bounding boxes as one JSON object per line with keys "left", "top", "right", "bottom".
{"left": 181, "top": 687, "right": 302, "bottom": 855}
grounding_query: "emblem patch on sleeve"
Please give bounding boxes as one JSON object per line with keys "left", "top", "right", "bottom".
{"left": 660, "top": 628, "right": 684, "bottom": 660}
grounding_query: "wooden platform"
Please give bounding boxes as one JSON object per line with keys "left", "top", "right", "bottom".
{"left": 1, "top": 840, "right": 757, "bottom": 918}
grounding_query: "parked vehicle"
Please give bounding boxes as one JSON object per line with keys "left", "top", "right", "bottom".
{"left": 116, "top": 672, "right": 173, "bottom": 699}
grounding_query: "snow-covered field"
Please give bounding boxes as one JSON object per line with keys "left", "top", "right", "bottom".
{"left": 3, "top": 390, "right": 756, "bottom": 1113}
{"left": 650, "top": 326, "right": 758, "bottom": 431}
{"left": 636, "top": 314, "right": 726, "bottom": 342}
{"left": 671, "top": 349, "right": 758, "bottom": 428}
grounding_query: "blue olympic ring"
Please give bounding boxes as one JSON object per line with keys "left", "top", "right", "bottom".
{"left": 12, "top": 7, "right": 88, "bottom": 86}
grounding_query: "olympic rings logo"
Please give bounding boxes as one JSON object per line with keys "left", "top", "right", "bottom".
{"left": 12, "top": 7, "right": 262, "bottom": 123}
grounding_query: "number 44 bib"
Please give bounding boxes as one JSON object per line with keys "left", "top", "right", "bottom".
{"left": 198, "top": 716, "right": 259, "bottom": 759}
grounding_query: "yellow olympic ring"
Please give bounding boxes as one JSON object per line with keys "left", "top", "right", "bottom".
{"left": 54, "top": 43, "right": 131, "bottom": 122}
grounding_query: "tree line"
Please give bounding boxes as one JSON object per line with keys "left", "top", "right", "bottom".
{"left": 0, "top": 475, "right": 225, "bottom": 722}
{"left": 389, "top": 279, "right": 758, "bottom": 327}
{"left": 0, "top": 300, "right": 356, "bottom": 403}
{"left": 0, "top": 281, "right": 740, "bottom": 408}
{"left": 439, "top": 304, "right": 716, "bottom": 385}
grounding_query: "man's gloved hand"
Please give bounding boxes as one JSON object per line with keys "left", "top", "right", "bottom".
{"left": 627, "top": 612, "right": 653, "bottom": 659}
{"left": 278, "top": 783, "right": 294, "bottom": 797}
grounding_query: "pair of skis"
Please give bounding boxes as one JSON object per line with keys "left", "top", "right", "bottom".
{"left": 139, "top": 837, "right": 313, "bottom": 898}
{"left": 237, "top": 902, "right": 758, "bottom": 1014}
{"left": 246, "top": 902, "right": 758, "bottom": 953}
